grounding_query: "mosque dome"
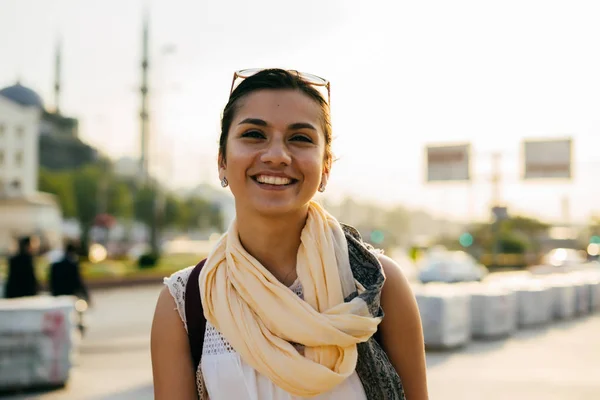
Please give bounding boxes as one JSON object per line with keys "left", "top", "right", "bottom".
{"left": 0, "top": 82, "right": 44, "bottom": 109}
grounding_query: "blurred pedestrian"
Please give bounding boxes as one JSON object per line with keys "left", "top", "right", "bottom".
{"left": 48, "top": 240, "right": 91, "bottom": 336}
{"left": 48, "top": 240, "right": 90, "bottom": 303}
{"left": 4, "top": 236, "right": 39, "bottom": 298}
{"left": 151, "top": 69, "right": 428, "bottom": 400}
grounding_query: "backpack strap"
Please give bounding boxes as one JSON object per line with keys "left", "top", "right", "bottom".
{"left": 185, "top": 259, "right": 207, "bottom": 372}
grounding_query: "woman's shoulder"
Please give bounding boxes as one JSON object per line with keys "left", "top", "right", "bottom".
{"left": 164, "top": 264, "right": 197, "bottom": 289}
{"left": 162, "top": 265, "right": 197, "bottom": 331}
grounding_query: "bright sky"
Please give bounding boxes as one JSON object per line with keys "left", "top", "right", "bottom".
{"left": 1, "top": 0, "right": 599, "bottom": 223}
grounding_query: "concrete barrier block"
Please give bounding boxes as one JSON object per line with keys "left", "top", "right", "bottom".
{"left": 470, "top": 288, "right": 517, "bottom": 339}
{"left": 572, "top": 270, "right": 600, "bottom": 313}
{"left": 589, "top": 280, "right": 600, "bottom": 312}
{"left": 551, "top": 283, "right": 577, "bottom": 320}
{"left": 572, "top": 282, "right": 590, "bottom": 316}
{"left": 415, "top": 285, "right": 471, "bottom": 349}
{"left": 515, "top": 285, "right": 553, "bottom": 327}
{"left": 540, "top": 275, "right": 577, "bottom": 320}
{"left": 0, "top": 296, "right": 76, "bottom": 390}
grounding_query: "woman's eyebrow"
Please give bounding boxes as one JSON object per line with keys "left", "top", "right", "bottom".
{"left": 288, "top": 122, "right": 317, "bottom": 131}
{"left": 238, "top": 118, "right": 268, "bottom": 126}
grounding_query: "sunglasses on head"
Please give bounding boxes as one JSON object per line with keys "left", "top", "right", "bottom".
{"left": 230, "top": 68, "right": 331, "bottom": 104}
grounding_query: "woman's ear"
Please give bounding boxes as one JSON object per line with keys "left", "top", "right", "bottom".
{"left": 319, "top": 172, "right": 329, "bottom": 192}
{"left": 218, "top": 153, "right": 226, "bottom": 180}
{"left": 321, "top": 173, "right": 329, "bottom": 187}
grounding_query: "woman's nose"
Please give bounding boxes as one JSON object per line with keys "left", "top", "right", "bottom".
{"left": 260, "top": 139, "right": 292, "bottom": 166}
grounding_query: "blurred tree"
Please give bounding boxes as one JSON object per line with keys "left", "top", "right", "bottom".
{"left": 383, "top": 206, "right": 411, "bottom": 248}
{"left": 133, "top": 183, "right": 163, "bottom": 255}
{"left": 134, "top": 185, "right": 157, "bottom": 228}
{"left": 39, "top": 157, "right": 227, "bottom": 253}
{"left": 38, "top": 168, "right": 77, "bottom": 218}
{"left": 470, "top": 216, "right": 544, "bottom": 255}
{"left": 208, "top": 202, "right": 225, "bottom": 232}
{"left": 107, "top": 180, "right": 134, "bottom": 219}
{"left": 500, "top": 215, "right": 549, "bottom": 253}
{"left": 39, "top": 134, "right": 97, "bottom": 170}
{"left": 181, "top": 196, "right": 224, "bottom": 232}
{"left": 72, "top": 165, "right": 102, "bottom": 251}
{"left": 164, "top": 194, "right": 185, "bottom": 228}
{"left": 502, "top": 216, "right": 549, "bottom": 236}
{"left": 497, "top": 231, "right": 529, "bottom": 254}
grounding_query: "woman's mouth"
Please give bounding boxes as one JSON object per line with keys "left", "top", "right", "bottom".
{"left": 252, "top": 174, "right": 298, "bottom": 187}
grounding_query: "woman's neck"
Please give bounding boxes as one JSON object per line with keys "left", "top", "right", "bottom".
{"left": 235, "top": 205, "right": 308, "bottom": 284}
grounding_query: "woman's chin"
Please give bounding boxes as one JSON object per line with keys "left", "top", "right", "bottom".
{"left": 242, "top": 198, "right": 311, "bottom": 218}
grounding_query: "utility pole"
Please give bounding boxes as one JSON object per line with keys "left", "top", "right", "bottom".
{"left": 561, "top": 195, "right": 571, "bottom": 227}
{"left": 490, "top": 152, "right": 503, "bottom": 267}
{"left": 139, "top": 10, "right": 150, "bottom": 184}
{"left": 136, "top": 9, "right": 160, "bottom": 255}
{"left": 54, "top": 37, "right": 62, "bottom": 114}
{"left": 490, "top": 152, "right": 502, "bottom": 208}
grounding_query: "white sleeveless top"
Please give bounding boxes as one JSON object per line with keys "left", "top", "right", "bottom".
{"left": 164, "top": 266, "right": 367, "bottom": 400}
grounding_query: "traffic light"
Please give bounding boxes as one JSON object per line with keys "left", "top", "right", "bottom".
{"left": 459, "top": 232, "right": 474, "bottom": 247}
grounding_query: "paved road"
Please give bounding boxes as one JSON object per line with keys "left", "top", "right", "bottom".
{"left": 6, "top": 284, "right": 600, "bottom": 400}
{"left": 426, "top": 316, "right": 600, "bottom": 400}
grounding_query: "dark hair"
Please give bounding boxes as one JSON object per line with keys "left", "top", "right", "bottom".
{"left": 18, "top": 236, "right": 31, "bottom": 253}
{"left": 219, "top": 69, "right": 333, "bottom": 172}
{"left": 65, "top": 240, "right": 79, "bottom": 254}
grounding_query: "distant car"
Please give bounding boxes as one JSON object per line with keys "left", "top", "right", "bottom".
{"left": 418, "top": 250, "right": 488, "bottom": 283}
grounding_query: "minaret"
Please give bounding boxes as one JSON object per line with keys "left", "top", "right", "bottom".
{"left": 139, "top": 10, "right": 150, "bottom": 182}
{"left": 54, "top": 38, "right": 62, "bottom": 114}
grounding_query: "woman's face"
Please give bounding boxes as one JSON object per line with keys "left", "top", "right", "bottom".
{"left": 220, "top": 89, "right": 328, "bottom": 217}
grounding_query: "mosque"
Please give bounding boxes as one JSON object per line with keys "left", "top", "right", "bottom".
{"left": 0, "top": 43, "right": 75, "bottom": 254}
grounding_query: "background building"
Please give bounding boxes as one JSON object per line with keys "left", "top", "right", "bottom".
{"left": 0, "top": 82, "right": 62, "bottom": 254}
{"left": 0, "top": 83, "right": 43, "bottom": 197}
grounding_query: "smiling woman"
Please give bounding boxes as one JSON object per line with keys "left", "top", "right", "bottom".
{"left": 151, "top": 69, "right": 428, "bottom": 400}
{"left": 221, "top": 89, "right": 327, "bottom": 217}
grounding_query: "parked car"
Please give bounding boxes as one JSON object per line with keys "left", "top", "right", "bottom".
{"left": 541, "top": 248, "right": 587, "bottom": 268}
{"left": 418, "top": 250, "right": 488, "bottom": 283}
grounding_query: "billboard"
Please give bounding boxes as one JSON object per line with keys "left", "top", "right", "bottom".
{"left": 522, "top": 138, "right": 572, "bottom": 180}
{"left": 425, "top": 143, "right": 471, "bottom": 182}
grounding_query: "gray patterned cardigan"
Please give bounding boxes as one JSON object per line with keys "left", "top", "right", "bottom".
{"left": 342, "top": 224, "right": 406, "bottom": 399}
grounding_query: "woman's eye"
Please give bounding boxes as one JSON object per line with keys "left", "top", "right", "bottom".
{"left": 290, "top": 135, "right": 313, "bottom": 143}
{"left": 241, "top": 130, "right": 265, "bottom": 139}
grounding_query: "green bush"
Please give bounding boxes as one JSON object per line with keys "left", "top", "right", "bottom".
{"left": 138, "top": 252, "right": 160, "bottom": 269}
{"left": 498, "top": 233, "right": 528, "bottom": 254}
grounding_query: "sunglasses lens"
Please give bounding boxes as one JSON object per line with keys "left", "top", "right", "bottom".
{"left": 236, "top": 68, "right": 262, "bottom": 79}
{"left": 299, "top": 72, "right": 327, "bottom": 86}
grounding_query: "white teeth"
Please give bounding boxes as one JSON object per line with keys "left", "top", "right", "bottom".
{"left": 255, "top": 175, "right": 292, "bottom": 185}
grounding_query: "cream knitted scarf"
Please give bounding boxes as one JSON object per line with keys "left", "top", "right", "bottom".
{"left": 199, "top": 201, "right": 383, "bottom": 397}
